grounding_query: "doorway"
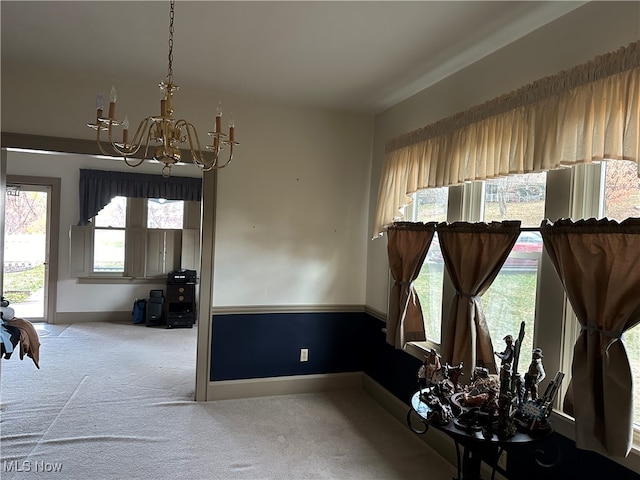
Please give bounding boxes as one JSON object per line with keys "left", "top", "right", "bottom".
{"left": 3, "top": 176, "right": 60, "bottom": 322}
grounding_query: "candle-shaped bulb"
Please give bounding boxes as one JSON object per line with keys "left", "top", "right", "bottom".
{"left": 108, "top": 86, "right": 117, "bottom": 119}
{"left": 215, "top": 101, "right": 222, "bottom": 133}
{"left": 228, "top": 114, "right": 235, "bottom": 142}
{"left": 96, "top": 93, "right": 105, "bottom": 111}
{"left": 122, "top": 115, "right": 129, "bottom": 144}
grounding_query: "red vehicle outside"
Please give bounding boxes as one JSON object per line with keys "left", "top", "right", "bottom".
{"left": 426, "top": 232, "right": 543, "bottom": 270}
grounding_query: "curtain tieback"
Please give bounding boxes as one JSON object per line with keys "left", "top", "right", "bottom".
{"left": 581, "top": 325, "right": 622, "bottom": 339}
{"left": 394, "top": 280, "right": 412, "bottom": 287}
{"left": 455, "top": 291, "right": 477, "bottom": 299}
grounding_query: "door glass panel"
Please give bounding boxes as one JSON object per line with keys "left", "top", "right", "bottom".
{"left": 3, "top": 185, "right": 48, "bottom": 319}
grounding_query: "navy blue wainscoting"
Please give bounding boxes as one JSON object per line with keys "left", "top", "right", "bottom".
{"left": 362, "top": 313, "right": 422, "bottom": 403}
{"left": 210, "top": 311, "right": 366, "bottom": 381}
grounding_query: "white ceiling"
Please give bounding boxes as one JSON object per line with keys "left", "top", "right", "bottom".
{"left": 1, "top": 1, "right": 586, "bottom": 113}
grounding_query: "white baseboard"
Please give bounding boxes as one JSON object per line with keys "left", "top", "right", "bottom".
{"left": 206, "top": 372, "right": 363, "bottom": 400}
{"left": 53, "top": 311, "right": 131, "bottom": 324}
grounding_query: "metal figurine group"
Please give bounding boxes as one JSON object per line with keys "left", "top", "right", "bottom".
{"left": 417, "top": 321, "right": 564, "bottom": 439}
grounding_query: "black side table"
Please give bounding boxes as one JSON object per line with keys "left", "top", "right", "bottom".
{"left": 407, "top": 391, "right": 557, "bottom": 480}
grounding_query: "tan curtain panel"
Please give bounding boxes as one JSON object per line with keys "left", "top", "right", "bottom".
{"left": 540, "top": 218, "right": 640, "bottom": 457}
{"left": 373, "top": 41, "right": 640, "bottom": 238}
{"left": 438, "top": 221, "right": 521, "bottom": 380}
{"left": 386, "top": 222, "right": 436, "bottom": 348}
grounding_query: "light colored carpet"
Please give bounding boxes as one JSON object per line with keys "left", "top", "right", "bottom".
{"left": 0, "top": 321, "right": 456, "bottom": 479}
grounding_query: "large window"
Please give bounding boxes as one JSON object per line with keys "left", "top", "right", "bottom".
{"left": 405, "top": 161, "right": 640, "bottom": 444}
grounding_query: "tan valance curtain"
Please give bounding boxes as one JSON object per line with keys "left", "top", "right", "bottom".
{"left": 373, "top": 41, "right": 640, "bottom": 238}
{"left": 439, "top": 221, "right": 521, "bottom": 380}
{"left": 540, "top": 218, "right": 640, "bottom": 457}
{"left": 386, "top": 222, "right": 436, "bottom": 348}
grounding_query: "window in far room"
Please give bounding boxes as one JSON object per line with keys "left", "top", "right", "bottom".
{"left": 70, "top": 197, "right": 199, "bottom": 280}
{"left": 481, "top": 172, "right": 547, "bottom": 365}
{"left": 147, "top": 198, "right": 184, "bottom": 229}
{"left": 410, "top": 187, "right": 448, "bottom": 344}
{"left": 93, "top": 196, "right": 127, "bottom": 273}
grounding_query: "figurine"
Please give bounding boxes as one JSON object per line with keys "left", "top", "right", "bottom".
{"left": 425, "top": 395, "right": 454, "bottom": 426}
{"left": 513, "top": 372, "right": 525, "bottom": 404}
{"left": 495, "top": 334, "right": 515, "bottom": 366}
{"left": 523, "top": 348, "right": 546, "bottom": 401}
{"left": 443, "top": 362, "right": 464, "bottom": 392}
{"left": 496, "top": 393, "right": 517, "bottom": 439}
{"left": 499, "top": 362, "right": 512, "bottom": 395}
{"left": 418, "top": 348, "right": 441, "bottom": 391}
{"left": 471, "top": 366, "right": 489, "bottom": 383}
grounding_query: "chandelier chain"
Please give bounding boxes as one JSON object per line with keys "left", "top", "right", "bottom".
{"left": 167, "top": 0, "right": 175, "bottom": 82}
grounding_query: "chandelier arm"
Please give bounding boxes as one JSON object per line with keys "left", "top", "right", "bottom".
{"left": 179, "top": 120, "right": 235, "bottom": 171}
{"left": 128, "top": 117, "right": 154, "bottom": 151}
{"left": 124, "top": 156, "right": 145, "bottom": 168}
{"left": 123, "top": 119, "right": 150, "bottom": 166}
{"left": 95, "top": 127, "right": 113, "bottom": 157}
{"left": 179, "top": 120, "right": 212, "bottom": 169}
{"left": 106, "top": 121, "right": 145, "bottom": 158}
{"left": 216, "top": 143, "right": 234, "bottom": 169}
{"left": 143, "top": 122, "right": 158, "bottom": 160}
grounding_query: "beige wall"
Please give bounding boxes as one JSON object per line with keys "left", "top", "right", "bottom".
{"left": 2, "top": 67, "right": 374, "bottom": 316}
{"left": 366, "top": 1, "right": 640, "bottom": 316}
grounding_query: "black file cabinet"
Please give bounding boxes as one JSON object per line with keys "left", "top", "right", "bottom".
{"left": 165, "top": 283, "right": 196, "bottom": 328}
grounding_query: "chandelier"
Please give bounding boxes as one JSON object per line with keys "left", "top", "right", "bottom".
{"left": 87, "top": 0, "right": 237, "bottom": 177}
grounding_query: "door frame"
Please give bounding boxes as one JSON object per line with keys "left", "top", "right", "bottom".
{"left": 6, "top": 175, "right": 60, "bottom": 323}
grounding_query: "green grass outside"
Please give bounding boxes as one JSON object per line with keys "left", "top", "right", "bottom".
{"left": 3, "top": 263, "right": 45, "bottom": 303}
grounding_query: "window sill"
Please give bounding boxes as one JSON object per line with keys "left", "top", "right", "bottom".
{"left": 77, "top": 276, "right": 167, "bottom": 285}
{"left": 405, "top": 340, "right": 439, "bottom": 359}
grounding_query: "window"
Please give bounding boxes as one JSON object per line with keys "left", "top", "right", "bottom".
{"left": 70, "top": 197, "right": 200, "bottom": 280}
{"left": 147, "top": 199, "right": 184, "bottom": 229}
{"left": 482, "top": 173, "right": 546, "bottom": 366}
{"left": 411, "top": 187, "right": 448, "bottom": 343}
{"left": 93, "top": 196, "right": 127, "bottom": 273}
{"left": 404, "top": 163, "right": 640, "bottom": 439}
{"left": 602, "top": 161, "right": 640, "bottom": 427}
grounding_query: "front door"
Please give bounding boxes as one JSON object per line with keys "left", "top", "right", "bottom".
{"left": 3, "top": 182, "right": 51, "bottom": 321}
